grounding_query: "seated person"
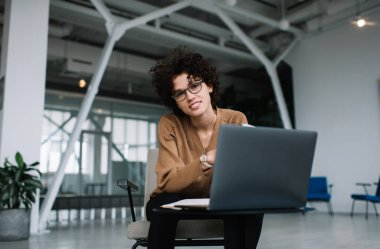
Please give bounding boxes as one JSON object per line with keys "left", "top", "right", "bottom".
{"left": 146, "top": 46, "right": 263, "bottom": 249}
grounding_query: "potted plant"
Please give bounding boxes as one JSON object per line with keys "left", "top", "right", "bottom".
{"left": 0, "top": 152, "right": 42, "bottom": 241}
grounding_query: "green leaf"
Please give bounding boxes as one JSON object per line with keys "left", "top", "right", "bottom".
{"left": 0, "top": 169, "right": 7, "bottom": 177}
{"left": 13, "top": 199, "right": 21, "bottom": 208}
{"left": 26, "top": 192, "right": 36, "bottom": 203}
{"left": 15, "top": 170, "right": 22, "bottom": 182}
{"left": 29, "top": 161, "right": 40, "bottom": 167}
{"left": 9, "top": 165, "right": 18, "bottom": 173}
{"left": 25, "top": 168, "right": 42, "bottom": 177}
{"left": 23, "top": 201, "right": 31, "bottom": 210}
{"left": 0, "top": 186, "right": 7, "bottom": 193}
{"left": 9, "top": 185, "right": 15, "bottom": 197}
{"left": 4, "top": 159, "right": 12, "bottom": 167}
{"left": 24, "top": 179, "right": 43, "bottom": 189}
{"left": 1, "top": 151, "right": 42, "bottom": 209}
{"left": 15, "top": 152, "right": 24, "bottom": 167}
{"left": 1, "top": 191, "right": 10, "bottom": 202}
{"left": 0, "top": 176, "right": 7, "bottom": 184}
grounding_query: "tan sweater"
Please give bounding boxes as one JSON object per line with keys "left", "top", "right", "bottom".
{"left": 151, "top": 108, "right": 247, "bottom": 197}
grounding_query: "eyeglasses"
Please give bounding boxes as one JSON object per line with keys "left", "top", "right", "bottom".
{"left": 172, "top": 81, "right": 203, "bottom": 102}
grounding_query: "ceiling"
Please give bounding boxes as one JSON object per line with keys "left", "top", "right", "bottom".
{"left": 1, "top": 0, "right": 380, "bottom": 104}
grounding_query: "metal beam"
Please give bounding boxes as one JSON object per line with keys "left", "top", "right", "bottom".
{"left": 41, "top": 114, "right": 73, "bottom": 145}
{"left": 42, "top": 114, "right": 81, "bottom": 166}
{"left": 49, "top": 0, "right": 262, "bottom": 66}
{"left": 118, "top": 1, "right": 192, "bottom": 36}
{"left": 215, "top": 7, "right": 293, "bottom": 129}
{"left": 89, "top": 116, "right": 129, "bottom": 166}
{"left": 39, "top": 27, "right": 120, "bottom": 231}
{"left": 39, "top": 0, "right": 191, "bottom": 231}
{"left": 140, "top": 24, "right": 260, "bottom": 65}
{"left": 273, "top": 36, "right": 300, "bottom": 67}
{"left": 91, "top": 0, "right": 118, "bottom": 35}
{"left": 215, "top": 1, "right": 303, "bottom": 35}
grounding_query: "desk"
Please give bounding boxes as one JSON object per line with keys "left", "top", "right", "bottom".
{"left": 153, "top": 207, "right": 301, "bottom": 249}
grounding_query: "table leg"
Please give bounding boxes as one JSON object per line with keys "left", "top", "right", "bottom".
{"left": 224, "top": 214, "right": 264, "bottom": 249}
{"left": 224, "top": 217, "right": 245, "bottom": 249}
{"left": 148, "top": 213, "right": 178, "bottom": 249}
{"left": 243, "top": 214, "right": 264, "bottom": 248}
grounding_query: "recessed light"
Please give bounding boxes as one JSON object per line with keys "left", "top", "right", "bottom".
{"left": 79, "top": 79, "right": 86, "bottom": 88}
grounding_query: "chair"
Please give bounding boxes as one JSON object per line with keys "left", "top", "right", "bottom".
{"left": 117, "top": 149, "right": 224, "bottom": 249}
{"left": 350, "top": 177, "right": 380, "bottom": 219}
{"left": 306, "top": 176, "right": 334, "bottom": 215}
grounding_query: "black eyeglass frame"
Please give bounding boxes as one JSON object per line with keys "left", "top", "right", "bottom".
{"left": 172, "top": 81, "right": 204, "bottom": 102}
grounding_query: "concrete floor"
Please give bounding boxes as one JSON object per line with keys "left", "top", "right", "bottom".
{"left": 1, "top": 212, "right": 379, "bottom": 249}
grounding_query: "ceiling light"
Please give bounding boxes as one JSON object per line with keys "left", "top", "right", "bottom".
{"left": 352, "top": 0, "right": 376, "bottom": 28}
{"left": 356, "top": 18, "right": 366, "bottom": 28}
{"left": 351, "top": 17, "right": 375, "bottom": 28}
{"left": 78, "top": 78, "right": 86, "bottom": 88}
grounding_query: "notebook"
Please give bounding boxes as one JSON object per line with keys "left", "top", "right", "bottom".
{"left": 162, "top": 125, "right": 317, "bottom": 211}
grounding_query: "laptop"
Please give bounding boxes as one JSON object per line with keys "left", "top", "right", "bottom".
{"left": 162, "top": 125, "right": 317, "bottom": 211}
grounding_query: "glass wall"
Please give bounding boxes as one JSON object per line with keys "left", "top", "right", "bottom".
{"left": 41, "top": 90, "right": 166, "bottom": 197}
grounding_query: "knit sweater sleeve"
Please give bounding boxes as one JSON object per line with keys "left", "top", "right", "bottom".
{"left": 152, "top": 115, "right": 206, "bottom": 196}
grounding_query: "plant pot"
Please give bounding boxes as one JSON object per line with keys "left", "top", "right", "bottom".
{"left": 0, "top": 209, "right": 30, "bottom": 241}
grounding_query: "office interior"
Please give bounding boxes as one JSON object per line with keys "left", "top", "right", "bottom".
{"left": 0, "top": 0, "right": 379, "bottom": 248}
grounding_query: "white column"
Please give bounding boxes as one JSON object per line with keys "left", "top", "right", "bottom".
{"left": 0, "top": 0, "right": 50, "bottom": 234}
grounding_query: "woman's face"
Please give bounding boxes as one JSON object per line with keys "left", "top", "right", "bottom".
{"left": 172, "top": 73, "right": 213, "bottom": 118}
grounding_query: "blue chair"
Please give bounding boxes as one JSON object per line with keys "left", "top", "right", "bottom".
{"left": 350, "top": 177, "right": 380, "bottom": 219}
{"left": 306, "top": 176, "right": 334, "bottom": 215}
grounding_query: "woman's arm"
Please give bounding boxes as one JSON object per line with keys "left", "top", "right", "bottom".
{"left": 154, "top": 116, "right": 207, "bottom": 194}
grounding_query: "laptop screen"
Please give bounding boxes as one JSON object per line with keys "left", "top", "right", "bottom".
{"left": 208, "top": 125, "right": 317, "bottom": 211}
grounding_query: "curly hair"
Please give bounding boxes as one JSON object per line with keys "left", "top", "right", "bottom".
{"left": 150, "top": 46, "right": 220, "bottom": 116}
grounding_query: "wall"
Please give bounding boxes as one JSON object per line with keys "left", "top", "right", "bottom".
{"left": 286, "top": 13, "right": 380, "bottom": 213}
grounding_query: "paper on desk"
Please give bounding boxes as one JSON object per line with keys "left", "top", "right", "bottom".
{"left": 161, "top": 198, "right": 210, "bottom": 209}
{"left": 242, "top": 123, "right": 255, "bottom": 127}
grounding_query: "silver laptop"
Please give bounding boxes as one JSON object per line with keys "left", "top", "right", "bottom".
{"left": 166, "top": 125, "right": 317, "bottom": 211}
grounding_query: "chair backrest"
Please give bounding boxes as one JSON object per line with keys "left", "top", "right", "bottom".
{"left": 144, "top": 149, "right": 159, "bottom": 208}
{"left": 376, "top": 177, "right": 380, "bottom": 197}
{"left": 308, "top": 176, "right": 328, "bottom": 194}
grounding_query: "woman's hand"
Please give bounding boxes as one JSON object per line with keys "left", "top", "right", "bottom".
{"left": 200, "top": 149, "right": 216, "bottom": 173}
{"left": 206, "top": 149, "right": 216, "bottom": 165}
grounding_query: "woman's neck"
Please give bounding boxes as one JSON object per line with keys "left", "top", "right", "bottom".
{"left": 190, "top": 107, "right": 217, "bottom": 133}
{"left": 191, "top": 109, "right": 217, "bottom": 151}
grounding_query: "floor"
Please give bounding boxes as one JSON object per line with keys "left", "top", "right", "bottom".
{"left": 1, "top": 212, "right": 379, "bottom": 249}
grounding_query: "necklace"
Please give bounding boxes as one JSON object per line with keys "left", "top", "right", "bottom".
{"left": 196, "top": 114, "right": 217, "bottom": 153}
{"left": 199, "top": 118, "right": 216, "bottom": 170}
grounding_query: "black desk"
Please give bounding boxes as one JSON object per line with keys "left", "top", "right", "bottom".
{"left": 153, "top": 207, "right": 301, "bottom": 249}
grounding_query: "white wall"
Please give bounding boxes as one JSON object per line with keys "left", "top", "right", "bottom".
{"left": 286, "top": 13, "right": 380, "bottom": 213}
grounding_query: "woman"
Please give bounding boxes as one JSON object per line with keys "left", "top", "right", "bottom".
{"left": 146, "top": 46, "right": 263, "bottom": 249}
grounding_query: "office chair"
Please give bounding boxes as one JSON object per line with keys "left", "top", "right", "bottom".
{"left": 117, "top": 149, "right": 224, "bottom": 249}
{"left": 306, "top": 176, "right": 334, "bottom": 215}
{"left": 350, "top": 177, "right": 380, "bottom": 219}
